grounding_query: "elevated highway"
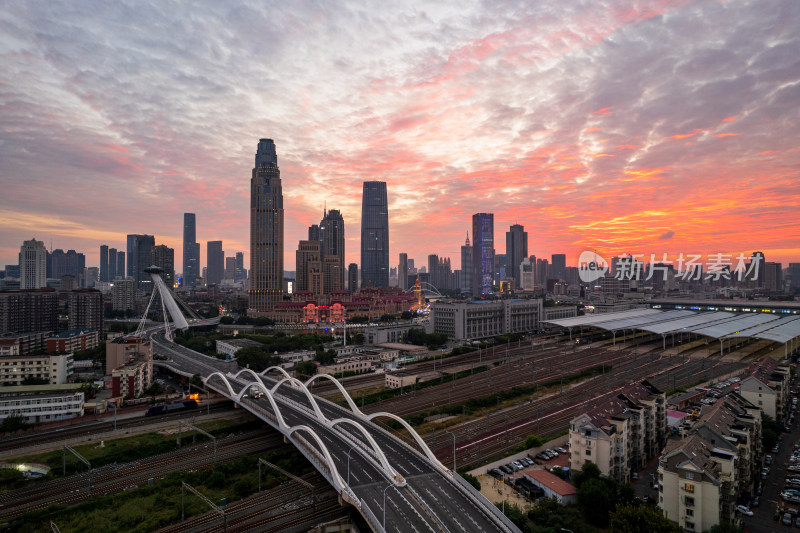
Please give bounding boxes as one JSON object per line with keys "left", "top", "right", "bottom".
{"left": 150, "top": 326, "right": 519, "bottom": 533}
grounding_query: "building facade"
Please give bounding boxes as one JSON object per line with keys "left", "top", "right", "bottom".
{"left": 360, "top": 181, "right": 389, "bottom": 288}
{"left": 461, "top": 233, "right": 472, "bottom": 295}
{"left": 19, "top": 238, "right": 47, "bottom": 289}
{"left": 398, "top": 253, "right": 408, "bottom": 292}
{"left": 430, "top": 299, "right": 543, "bottom": 341}
{"left": 0, "top": 384, "right": 84, "bottom": 424}
{"left": 68, "top": 289, "right": 104, "bottom": 338}
{"left": 506, "top": 224, "right": 528, "bottom": 289}
{"left": 0, "top": 352, "right": 74, "bottom": 386}
{"left": 183, "top": 213, "right": 200, "bottom": 287}
{"left": 348, "top": 263, "right": 358, "bottom": 293}
{"left": 471, "top": 214, "right": 494, "bottom": 296}
{"left": 0, "top": 288, "right": 58, "bottom": 334}
{"left": 206, "top": 240, "right": 224, "bottom": 286}
{"left": 249, "top": 139, "right": 284, "bottom": 314}
{"left": 320, "top": 208, "right": 345, "bottom": 291}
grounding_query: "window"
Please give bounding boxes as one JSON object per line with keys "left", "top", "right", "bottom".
{"left": 685, "top": 497, "right": 694, "bottom": 506}
{"left": 684, "top": 483, "right": 694, "bottom": 493}
{"left": 686, "top": 509, "right": 694, "bottom": 517}
{"left": 685, "top": 472, "right": 694, "bottom": 480}
{"left": 586, "top": 450, "right": 591, "bottom": 456}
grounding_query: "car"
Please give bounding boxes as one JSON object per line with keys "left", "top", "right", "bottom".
{"left": 555, "top": 447, "right": 567, "bottom": 454}
{"left": 523, "top": 457, "right": 534, "bottom": 466}
{"left": 785, "top": 513, "right": 794, "bottom": 526}
{"left": 632, "top": 472, "right": 638, "bottom": 480}
{"left": 757, "top": 484, "right": 763, "bottom": 495}
{"left": 766, "top": 454, "right": 773, "bottom": 465}
{"left": 796, "top": 517, "right": 800, "bottom": 528}
{"left": 512, "top": 461, "right": 524, "bottom": 471}
{"left": 751, "top": 496, "right": 760, "bottom": 507}
{"left": 774, "top": 444, "right": 782, "bottom": 453}
{"left": 736, "top": 505, "right": 754, "bottom": 517}
{"left": 489, "top": 468, "right": 503, "bottom": 479}
{"left": 788, "top": 508, "right": 800, "bottom": 517}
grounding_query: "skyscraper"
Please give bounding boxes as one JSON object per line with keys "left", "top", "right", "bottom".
{"left": 206, "top": 241, "right": 224, "bottom": 286}
{"left": 128, "top": 234, "right": 155, "bottom": 291}
{"left": 551, "top": 254, "right": 567, "bottom": 281}
{"left": 99, "top": 245, "right": 109, "bottom": 283}
{"left": 360, "top": 181, "right": 389, "bottom": 288}
{"left": 151, "top": 244, "right": 175, "bottom": 287}
{"left": 398, "top": 253, "right": 408, "bottom": 291}
{"left": 296, "top": 240, "right": 321, "bottom": 293}
{"left": 320, "top": 208, "right": 345, "bottom": 291}
{"left": 348, "top": 263, "right": 358, "bottom": 293}
{"left": 19, "top": 239, "right": 47, "bottom": 289}
{"left": 234, "top": 252, "right": 245, "bottom": 282}
{"left": 183, "top": 213, "right": 200, "bottom": 288}
{"left": 506, "top": 224, "right": 528, "bottom": 288}
{"left": 116, "top": 251, "right": 125, "bottom": 281}
{"left": 471, "top": 213, "right": 494, "bottom": 296}
{"left": 249, "top": 139, "right": 284, "bottom": 314}
{"left": 460, "top": 233, "right": 472, "bottom": 295}
{"left": 108, "top": 247, "right": 117, "bottom": 280}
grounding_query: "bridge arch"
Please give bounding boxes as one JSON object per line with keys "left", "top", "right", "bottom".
{"left": 305, "top": 374, "right": 364, "bottom": 418}
{"left": 271, "top": 377, "right": 327, "bottom": 422}
{"left": 287, "top": 425, "right": 346, "bottom": 493}
{"left": 260, "top": 366, "right": 292, "bottom": 380}
{"left": 329, "top": 418, "right": 403, "bottom": 484}
{"left": 367, "top": 412, "right": 449, "bottom": 473}
{"left": 232, "top": 368, "right": 263, "bottom": 385}
{"left": 204, "top": 372, "right": 236, "bottom": 397}
{"left": 234, "top": 380, "right": 290, "bottom": 429}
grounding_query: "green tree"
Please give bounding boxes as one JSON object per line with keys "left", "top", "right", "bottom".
{"left": 219, "top": 315, "right": 235, "bottom": 325}
{"left": 295, "top": 360, "right": 317, "bottom": 377}
{"left": 0, "top": 413, "right": 30, "bottom": 434}
{"left": 609, "top": 504, "right": 683, "bottom": 533}
{"left": 706, "top": 523, "right": 741, "bottom": 533}
{"left": 190, "top": 374, "right": 204, "bottom": 389}
{"left": 144, "top": 382, "right": 164, "bottom": 396}
{"left": 578, "top": 477, "right": 616, "bottom": 527}
{"left": 571, "top": 461, "right": 601, "bottom": 489}
{"left": 762, "top": 413, "right": 780, "bottom": 451}
{"left": 235, "top": 347, "right": 281, "bottom": 372}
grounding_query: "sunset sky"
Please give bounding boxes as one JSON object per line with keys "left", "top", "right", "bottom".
{"left": 1, "top": 0, "right": 799, "bottom": 275}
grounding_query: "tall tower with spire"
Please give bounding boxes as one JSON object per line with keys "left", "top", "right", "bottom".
{"left": 248, "top": 139, "right": 284, "bottom": 314}
{"left": 460, "top": 231, "right": 473, "bottom": 295}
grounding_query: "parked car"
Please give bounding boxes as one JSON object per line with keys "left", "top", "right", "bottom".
{"left": 632, "top": 472, "right": 638, "bottom": 480}
{"left": 751, "top": 496, "right": 760, "bottom": 507}
{"left": 555, "top": 447, "right": 567, "bottom": 454}
{"left": 489, "top": 468, "right": 503, "bottom": 479}
{"left": 766, "top": 454, "right": 773, "bottom": 465}
{"left": 736, "top": 505, "right": 754, "bottom": 516}
{"left": 512, "top": 461, "right": 524, "bottom": 471}
{"left": 785, "top": 513, "right": 794, "bottom": 526}
{"left": 500, "top": 465, "right": 513, "bottom": 474}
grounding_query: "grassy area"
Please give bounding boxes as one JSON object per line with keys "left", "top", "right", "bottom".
{"left": 4, "top": 419, "right": 264, "bottom": 482}
{"left": 8, "top": 448, "right": 314, "bottom": 533}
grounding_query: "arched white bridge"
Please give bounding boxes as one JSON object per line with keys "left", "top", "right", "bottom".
{"left": 204, "top": 369, "right": 449, "bottom": 496}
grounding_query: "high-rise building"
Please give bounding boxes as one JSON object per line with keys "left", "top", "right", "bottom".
{"left": 151, "top": 244, "right": 175, "bottom": 287}
{"left": 234, "top": 252, "right": 245, "bottom": 282}
{"left": 50, "top": 249, "right": 86, "bottom": 286}
{"left": 320, "top": 208, "right": 345, "bottom": 291}
{"left": 520, "top": 258, "right": 535, "bottom": 290}
{"left": 461, "top": 233, "right": 473, "bottom": 295}
{"left": 224, "top": 257, "right": 236, "bottom": 281}
{"left": 471, "top": 214, "right": 494, "bottom": 296}
{"left": 0, "top": 288, "right": 58, "bottom": 333}
{"left": 206, "top": 241, "right": 224, "bottom": 286}
{"left": 360, "top": 181, "right": 389, "bottom": 288}
{"left": 99, "top": 245, "right": 109, "bottom": 283}
{"left": 116, "top": 251, "right": 125, "bottom": 280}
{"left": 128, "top": 235, "right": 155, "bottom": 291}
{"left": 108, "top": 247, "right": 117, "bottom": 280}
{"left": 398, "top": 253, "right": 408, "bottom": 291}
{"left": 112, "top": 277, "right": 136, "bottom": 311}
{"left": 19, "top": 239, "right": 47, "bottom": 289}
{"left": 506, "top": 224, "right": 528, "bottom": 288}
{"left": 348, "top": 263, "right": 358, "bottom": 293}
{"left": 296, "top": 240, "right": 321, "bottom": 293}
{"left": 249, "top": 139, "right": 284, "bottom": 314}
{"left": 308, "top": 224, "right": 321, "bottom": 242}
{"left": 183, "top": 213, "right": 200, "bottom": 288}
{"left": 551, "top": 254, "right": 567, "bottom": 281}
{"left": 323, "top": 256, "right": 343, "bottom": 294}
{"left": 789, "top": 263, "right": 800, "bottom": 292}
{"left": 68, "top": 289, "right": 104, "bottom": 337}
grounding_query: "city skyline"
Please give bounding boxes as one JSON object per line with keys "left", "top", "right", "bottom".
{"left": 1, "top": 1, "right": 799, "bottom": 270}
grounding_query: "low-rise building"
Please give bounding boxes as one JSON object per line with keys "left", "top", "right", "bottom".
{"left": 215, "top": 338, "right": 263, "bottom": 358}
{"left": 0, "top": 331, "right": 52, "bottom": 356}
{"left": 110, "top": 360, "right": 152, "bottom": 398}
{"left": 522, "top": 469, "right": 577, "bottom": 504}
{"left": 106, "top": 337, "right": 153, "bottom": 373}
{"left": 317, "top": 358, "right": 374, "bottom": 376}
{"left": 0, "top": 383, "right": 84, "bottom": 424}
{"left": 46, "top": 329, "right": 99, "bottom": 354}
{"left": 386, "top": 371, "right": 418, "bottom": 389}
{"left": 0, "top": 352, "right": 74, "bottom": 386}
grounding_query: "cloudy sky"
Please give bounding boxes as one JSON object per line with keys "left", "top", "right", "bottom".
{"left": 1, "top": 0, "right": 798, "bottom": 275}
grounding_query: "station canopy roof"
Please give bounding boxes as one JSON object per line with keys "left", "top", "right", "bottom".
{"left": 543, "top": 309, "right": 800, "bottom": 344}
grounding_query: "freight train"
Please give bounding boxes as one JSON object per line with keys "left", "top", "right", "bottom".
{"left": 144, "top": 399, "right": 198, "bottom": 416}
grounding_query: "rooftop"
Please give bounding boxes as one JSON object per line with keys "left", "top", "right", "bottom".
{"left": 523, "top": 469, "right": 577, "bottom": 495}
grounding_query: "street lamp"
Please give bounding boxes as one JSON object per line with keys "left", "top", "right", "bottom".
{"left": 383, "top": 484, "right": 399, "bottom": 530}
{"left": 346, "top": 446, "right": 355, "bottom": 487}
{"left": 445, "top": 430, "right": 456, "bottom": 472}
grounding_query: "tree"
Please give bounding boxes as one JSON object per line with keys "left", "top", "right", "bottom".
{"left": 144, "top": 382, "right": 164, "bottom": 396}
{"left": 571, "top": 461, "right": 601, "bottom": 489}
{"left": 578, "top": 477, "right": 616, "bottom": 527}
{"left": 219, "top": 315, "right": 234, "bottom": 325}
{"left": 295, "top": 361, "right": 317, "bottom": 377}
{"left": 609, "top": 504, "right": 683, "bottom": 533}
{"left": 0, "top": 413, "right": 30, "bottom": 434}
{"left": 190, "top": 374, "right": 204, "bottom": 389}
{"left": 235, "top": 347, "right": 281, "bottom": 372}
{"left": 762, "top": 413, "right": 780, "bottom": 451}
{"left": 706, "top": 523, "right": 741, "bottom": 533}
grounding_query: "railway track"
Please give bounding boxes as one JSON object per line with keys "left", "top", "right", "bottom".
{"left": 0, "top": 432, "right": 284, "bottom": 521}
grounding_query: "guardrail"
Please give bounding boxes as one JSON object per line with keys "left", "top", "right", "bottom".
{"left": 360, "top": 497, "right": 384, "bottom": 532}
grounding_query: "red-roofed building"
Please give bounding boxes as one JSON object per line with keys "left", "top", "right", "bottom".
{"left": 522, "top": 469, "right": 577, "bottom": 504}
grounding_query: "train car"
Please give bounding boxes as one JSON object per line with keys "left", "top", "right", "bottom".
{"left": 145, "top": 399, "right": 198, "bottom": 416}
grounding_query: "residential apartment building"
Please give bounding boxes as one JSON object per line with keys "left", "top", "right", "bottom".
{"left": 0, "top": 352, "right": 74, "bottom": 386}
{"left": 658, "top": 392, "right": 761, "bottom": 531}
{"left": 46, "top": 329, "right": 100, "bottom": 354}
{"left": 738, "top": 357, "right": 790, "bottom": 422}
{"left": 569, "top": 380, "right": 666, "bottom": 484}
{"left": 431, "top": 299, "right": 545, "bottom": 341}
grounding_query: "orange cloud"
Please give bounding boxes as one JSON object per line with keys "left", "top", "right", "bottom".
{"left": 715, "top": 133, "right": 740, "bottom": 138}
